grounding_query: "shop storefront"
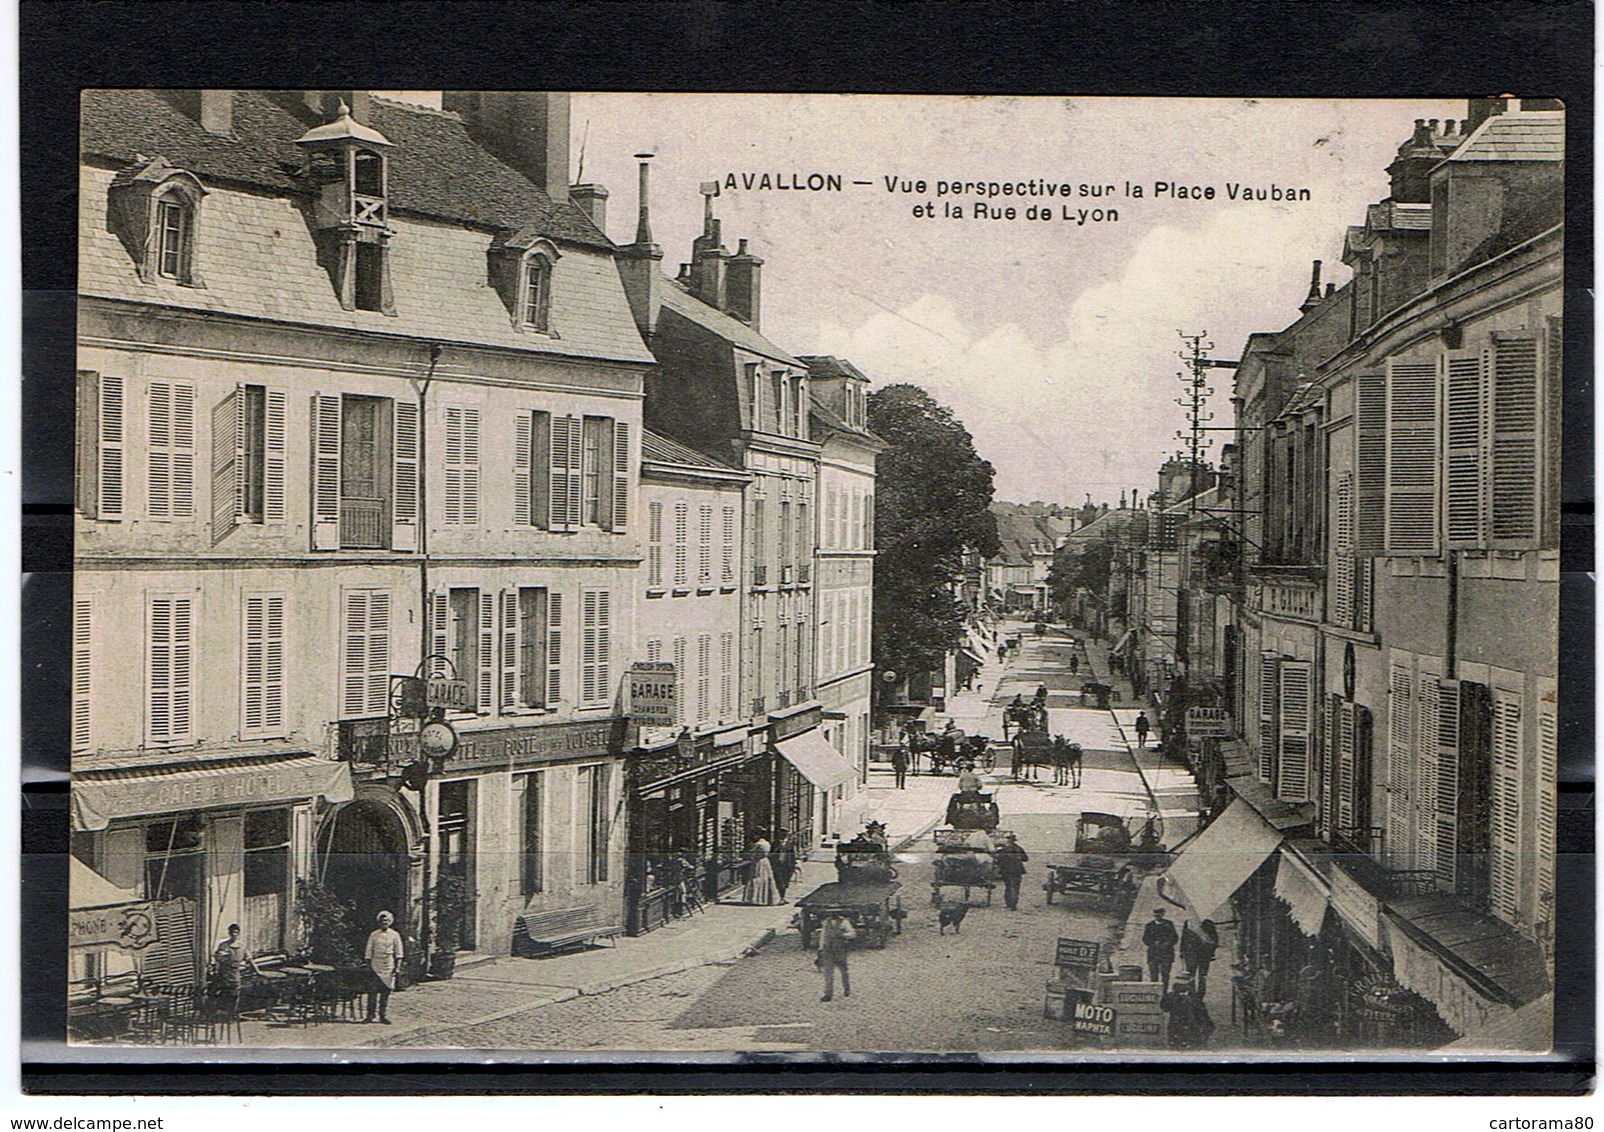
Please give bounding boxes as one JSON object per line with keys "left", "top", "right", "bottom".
{"left": 769, "top": 704, "right": 857, "bottom": 850}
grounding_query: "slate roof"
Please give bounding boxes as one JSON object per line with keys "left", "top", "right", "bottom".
{"left": 796, "top": 354, "right": 869, "bottom": 383}
{"left": 642, "top": 429, "right": 745, "bottom": 473}
{"left": 1448, "top": 111, "right": 1564, "bottom": 163}
{"left": 80, "top": 90, "right": 612, "bottom": 247}
{"left": 658, "top": 281, "right": 802, "bottom": 366}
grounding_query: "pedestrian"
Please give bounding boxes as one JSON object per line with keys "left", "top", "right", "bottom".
{"left": 1134, "top": 710, "right": 1151, "bottom": 748}
{"left": 1142, "top": 906, "right": 1178, "bottom": 987}
{"left": 1161, "top": 975, "right": 1215, "bottom": 1049}
{"left": 816, "top": 911, "right": 856, "bottom": 1001}
{"left": 741, "top": 832, "right": 782, "bottom": 905}
{"left": 993, "top": 834, "right": 1029, "bottom": 911}
{"left": 1180, "top": 918, "right": 1220, "bottom": 996}
{"left": 210, "top": 922, "right": 261, "bottom": 1007}
{"left": 773, "top": 829, "right": 798, "bottom": 901}
{"left": 1069, "top": 653, "right": 1080, "bottom": 676}
{"left": 363, "top": 910, "right": 404, "bottom": 1025}
{"left": 891, "top": 743, "right": 909, "bottom": 790}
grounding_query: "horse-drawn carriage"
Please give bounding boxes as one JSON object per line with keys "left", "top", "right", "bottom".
{"left": 944, "top": 790, "right": 1001, "bottom": 832}
{"left": 930, "top": 827, "right": 1000, "bottom": 906}
{"left": 1079, "top": 681, "right": 1116, "bottom": 709}
{"left": 923, "top": 728, "right": 994, "bottom": 776}
{"left": 1010, "top": 730, "right": 1082, "bottom": 784}
{"left": 795, "top": 826, "right": 905, "bottom": 949}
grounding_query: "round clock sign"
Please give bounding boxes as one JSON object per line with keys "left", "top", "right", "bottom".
{"left": 419, "top": 719, "right": 459, "bottom": 760}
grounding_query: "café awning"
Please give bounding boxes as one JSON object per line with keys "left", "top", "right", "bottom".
{"left": 1162, "top": 799, "right": 1283, "bottom": 922}
{"left": 69, "top": 856, "right": 140, "bottom": 910}
{"left": 774, "top": 731, "right": 858, "bottom": 791}
{"left": 72, "top": 754, "right": 355, "bottom": 831}
{"left": 1273, "top": 847, "right": 1330, "bottom": 937}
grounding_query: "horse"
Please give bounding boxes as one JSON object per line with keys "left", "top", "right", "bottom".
{"left": 1052, "top": 736, "right": 1084, "bottom": 787}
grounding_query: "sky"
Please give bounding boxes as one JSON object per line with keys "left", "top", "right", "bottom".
{"left": 387, "top": 93, "right": 1466, "bottom": 504}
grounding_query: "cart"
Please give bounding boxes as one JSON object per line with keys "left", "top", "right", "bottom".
{"left": 1042, "top": 854, "right": 1137, "bottom": 902}
{"left": 944, "top": 791, "right": 1001, "bottom": 831}
{"left": 796, "top": 881, "right": 904, "bottom": 949}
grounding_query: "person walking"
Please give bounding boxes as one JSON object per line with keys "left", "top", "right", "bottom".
{"left": 891, "top": 743, "right": 909, "bottom": 789}
{"left": 1134, "top": 710, "right": 1151, "bottom": 748}
{"left": 1180, "top": 918, "right": 1221, "bottom": 997}
{"left": 1142, "top": 906, "right": 1179, "bottom": 987}
{"left": 816, "top": 911, "right": 856, "bottom": 1001}
{"left": 773, "top": 829, "right": 798, "bottom": 901}
{"left": 993, "top": 834, "right": 1030, "bottom": 911}
{"left": 1161, "top": 975, "right": 1215, "bottom": 1049}
{"left": 363, "top": 910, "right": 405, "bottom": 1025}
{"left": 1069, "top": 653, "right": 1080, "bottom": 676}
{"left": 741, "top": 832, "right": 782, "bottom": 905}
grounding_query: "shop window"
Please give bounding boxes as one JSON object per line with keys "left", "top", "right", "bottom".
{"left": 582, "top": 765, "right": 611, "bottom": 885}
{"left": 520, "top": 772, "right": 544, "bottom": 896}
{"left": 144, "top": 816, "right": 204, "bottom": 902}
{"left": 244, "top": 809, "right": 291, "bottom": 955}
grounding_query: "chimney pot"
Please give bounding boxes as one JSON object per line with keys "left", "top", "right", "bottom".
{"left": 633, "top": 154, "right": 655, "bottom": 246}
{"left": 1428, "top": 118, "right": 1440, "bottom": 133}
{"left": 570, "top": 183, "right": 609, "bottom": 233}
{"left": 199, "top": 90, "right": 233, "bottom": 137}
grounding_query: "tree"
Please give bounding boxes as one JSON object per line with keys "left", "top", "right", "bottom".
{"left": 1048, "top": 540, "right": 1113, "bottom": 611}
{"left": 868, "top": 384, "right": 1001, "bottom": 684}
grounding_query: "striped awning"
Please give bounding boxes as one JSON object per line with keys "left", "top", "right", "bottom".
{"left": 73, "top": 755, "right": 355, "bottom": 831}
{"left": 775, "top": 731, "right": 858, "bottom": 791}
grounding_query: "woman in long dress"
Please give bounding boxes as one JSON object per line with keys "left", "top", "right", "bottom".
{"left": 741, "top": 833, "right": 781, "bottom": 905}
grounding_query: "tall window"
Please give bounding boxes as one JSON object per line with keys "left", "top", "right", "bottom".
{"left": 447, "top": 588, "right": 482, "bottom": 709}
{"left": 673, "top": 502, "right": 689, "bottom": 587}
{"left": 146, "top": 592, "right": 193, "bottom": 746}
{"left": 722, "top": 504, "right": 737, "bottom": 585}
{"left": 243, "top": 809, "right": 290, "bottom": 955}
{"left": 241, "top": 592, "right": 286, "bottom": 738}
{"left": 752, "top": 495, "right": 767, "bottom": 585}
{"left": 521, "top": 253, "right": 553, "bottom": 331}
{"left": 156, "top": 197, "right": 192, "bottom": 281}
{"left": 648, "top": 502, "right": 664, "bottom": 587}
{"left": 341, "top": 588, "right": 391, "bottom": 718}
{"left": 443, "top": 406, "right": 481, "bottom": 526}
{"left": 582, "top": 764, "right": 611, "bottom": 885}
{"left": 520, "top": 772, "right": 544, "bottom": 895}
{"left": 698, "top": 504, "right": 714, "bottom": 586}
{"left": 523, "top": 413, "right": 626, "bottom": 532}
{"left": 311, "top": 393, "right": 419, "bottom": 552}
{"left": 697, "top": 634, "right": 712, "bottom": 723}
{"left": 580, "top": 589, "right": 612, "bottom": 706}
{"left": 147, "top": 381, "right": 195, "bottom": 519}
{"left": 719, "top": 632, "right": 734, "bottom": 717}
{"left": 500, "top": 587, "right": 556, "bottom": 711}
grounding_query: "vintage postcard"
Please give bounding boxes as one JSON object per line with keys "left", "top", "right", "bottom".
{"left": 63, "top": 90, "right": 1560, "bottom": 1059}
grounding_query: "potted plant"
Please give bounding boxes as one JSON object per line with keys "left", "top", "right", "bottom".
{"left": 294, "top": 879, "right": 362, "bottom": 968}
{"left": 428, "top": 873, "right": 470, "bottom": 980}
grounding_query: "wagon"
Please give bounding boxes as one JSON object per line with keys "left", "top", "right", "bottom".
{"left": 1042, "top": 854, "right": 1137, "bottom": 902}
{"left": 944, "top": 791, "right": 1000, "bottom": 831}
{"left": 930, "top": 843, "right": 997, "bottom": 906}
{"left": 796, "top": 881, "right": 904, "bottom": 949}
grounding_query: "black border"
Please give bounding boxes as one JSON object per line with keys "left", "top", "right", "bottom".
{"left": 20, "top": 0, "right": 1595, "bottom": 1097}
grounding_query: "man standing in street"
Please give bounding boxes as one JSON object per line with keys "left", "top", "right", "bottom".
{"left": 891, "top": 743, "right": 909, "bottom": 789}
{"left": 817, "top": 911, "right": 857, "bottom": 1001}
{"left": 993, "top": 834, "right": 1030, "bottom": 911}
{"left": 773, "top": 829, "right": 798, "bottom": 901}
{"left": 1142, "top": 906, "right": 1178, "bottom": 987}
{"left": 364, "top": 910, "right": 405, "bottom": 1025}
{"left": 1134, "top": 710, "right": 1151, "bottom": 748}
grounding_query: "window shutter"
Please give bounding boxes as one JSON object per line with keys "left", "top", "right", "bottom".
{"left": 1536, "top": 685, "right": 1557, "bottom": 927}
{"left": 548, "top": 414, "right": 574, "bottom": 530}
{"left": 425, "top": 590, "right": 449, "bottom": 680}
{"left": 514, "top": 413, "right": 533, "bottom": 525}
{"left": 698, "top": 504, "right": 713, "bottom": 585}
{"left": 1331, "top": 472, "right": 1354, "bottom": 626}
{"left": 697, "top": 634, "right": 711, "bottom": 723}
{"left": 580, "top": 590, "right": 611, "bottom": 707}
{"left": 1542, "top": 317, "right": 1562, "bottom": 549}
{"left": 391, "top": 398, "right": 419, "bottom": 550}
{"left": 1384, "top": 359, "right": 1439, "bottom": 555}
{"left": 311, "top": 394, "right": 342, "bottom": 550}
{"left": 242, "top": 593, "right": 285, "bottom": 736}
{"left": 1443, "top": 353, "right": 1487, "bottom": 547}
{"left": 443, "top": 406, "right": 479, "bottom": 527}
{"left": 1337, "top": 698, "right": 1357, "bottom": 834}
{"left": 1412, "top": 661, "right": 1441, "bottom": 877}
{"left": 77, "top": 372, "right": 100, "bottom": 519}
{"left": 545, "top": 591, "right": 564, "bottom": 705}
{"left": 146, "top": 593, "right": 193, "bottom": 746}
{"left": 262, "top": 388, "right": 286, "bottom": 522}
{"left": 500, "top": 590, "right": 521, "bottom": 709}
{"left": 720, "top": 632, "right": 734, "bottom": 717}
{"left": 646, "top": 638, "right": 662, "bottom": 662}
{"left": 343, "top": 590, "right": 370, "bottom": 717}
{"left": 1435, "top": 678, "right": 1461, "bottom": 889}
{"left": 1490, "top": 688, "right": 1524, "bottom": 922}
{"left": 1257, "top": 652, "right": 1280, "bottom": 784}
{"left": 1386, "top": 655, "right": 1414, "bottom": 867}
{"left": 564, "top": 415, "right": 583, "bottom": 530}
{"left": 722, "top": 505, "right": 736, "bottom": 584}
{"left": 343, "top": 589, "right": 391, "bottom": 718}
{"left": 1276, "top": 660, "right": 1312, "bottom": 802}
{"left": 366, "top": 591, "right": 390, "bottom": 715}
{"left": 72, "top": 595, "right": 93, "bottom": 752}
{"left": 595, "top": 590, "right": 611, "bottom": 707}
{"left": 149, "top": 381, "right": 196, "bottom": 519}
{"left": 610, "top": 419, "right": 630, "bottom": 533}
{"left": 674, "top": 503, "right": 689, "bottom": 586}
{"left": 672, "top": 637, "right": 687, "bottom": 725}
{"left": 97, "top": 374, "right": 126, "bottom": 518}
{"left": 477, "top": 587, "right": 495, "bottom": 712}
{"left": 1490, "top": 336, "right": 1540, "bottom": 545}
{"left": 1354, "top": 372, "right": 1386, "bottom": 554}
{"left": 211, "top": 385, "right": 244, "bottom": 545}
{"left": 648, "top": 502, "right": 664, "bottom": 586}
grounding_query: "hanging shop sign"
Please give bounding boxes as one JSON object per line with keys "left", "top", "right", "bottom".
{"left": 627, "top": 662, "right": 679, "bottom": 726}
{"left": 427, "top": 678, "right": 473, "bottom": 712}
{"left": 1186, "top": 707, "right": 1233, "bottom": 739}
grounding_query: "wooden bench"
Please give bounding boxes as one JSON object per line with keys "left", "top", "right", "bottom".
{"left": 513, "top": 905, "right": 623, "bottom": 958}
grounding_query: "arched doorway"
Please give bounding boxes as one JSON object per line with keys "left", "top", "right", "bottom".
{"left": 316, "top": 796, "right": 413, "bottom": 962}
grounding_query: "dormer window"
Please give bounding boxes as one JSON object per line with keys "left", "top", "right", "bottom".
{"left": 107, "top": 157, "right": 206, "bottom": 287}
{"left": 489, "top": 230, "right": 562, "bottom": 334}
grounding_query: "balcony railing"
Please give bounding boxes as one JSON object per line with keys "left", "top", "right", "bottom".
{"left": 341, "top": 497, "right": 387, "bottom": 549}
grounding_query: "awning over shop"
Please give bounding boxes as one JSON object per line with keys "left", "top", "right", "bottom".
{"left": 73, "top": 755, "right": 355, "bottom": 831}
{"left": 1444, "top": 992, "right": 1554, "bottom": 1053}
{"left": 956, "top": 649, "right": 984, "bottom": 676}
{"left": 1273, "top": 847, "right": 1330, "bottom": 937}
{"left": 1111, "top": 630, "right": 1135, "bottom": 654}
{"left": 69, "top": 856, "right": 140, "bottom": 910}
{"left": 1382, "top": 894, "right": 1552, "bottom": 1040}
{"left": 1162, "top": 799, "right": 1283, "bottom": 921}
{"left": 774, "top": 731, "right": 858, "bottom": 791}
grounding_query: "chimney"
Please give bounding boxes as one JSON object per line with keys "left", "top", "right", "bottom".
{"left": 570, "top": 183, "right": 609, "bottom": 233}
{"left": 690, "top": 181, "right": 727, "bottom": 309}
{"left": 1325, "top": 281, "right": 1335, "bottom": 298}
{"left": 1300, "top": 260, "right": 1323, "bottom": 313}
{"left": 199, "top": 90, "right": 234, "bottom": 136}
{"left": 726, "top": 237, "right": 763, "bottom": 329}
{"left": 1466, "top": 95, "right": 1511, "bottom": 133}
{"left": 446, "top": 91, "right": 570, "bottom": 202}
{"left": 615, "top": 153, "right": 664, "bottom": 341}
